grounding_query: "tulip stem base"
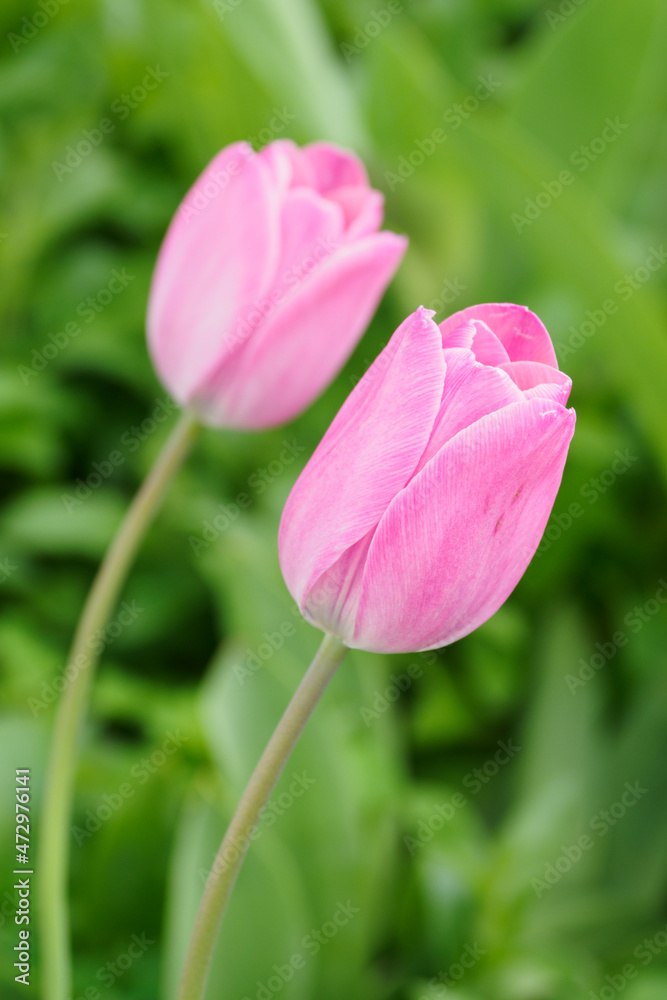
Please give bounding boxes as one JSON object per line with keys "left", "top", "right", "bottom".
{"left": 39, "top": 410, "right": 200, "bottom": 1000}
{"left": 177, "top": 631, "right": 348, "bottom": 1000}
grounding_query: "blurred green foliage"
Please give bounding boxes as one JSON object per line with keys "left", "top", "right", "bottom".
{"left": 1, "top": 0, "right": 667, "bottom": 997}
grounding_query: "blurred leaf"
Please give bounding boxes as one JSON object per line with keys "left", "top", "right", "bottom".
{"left": 1, "top": 487, "right": 128, "bottom": 556}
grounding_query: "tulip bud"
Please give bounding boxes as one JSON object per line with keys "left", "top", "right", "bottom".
{"left": 147, "top": 139, "right": 407, "bottom": 428}
{"left": 279, "top": 304, "right": 576, "bottom": 653}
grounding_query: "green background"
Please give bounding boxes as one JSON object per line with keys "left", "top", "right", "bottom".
{"left": 1, "top": 0, "right": 667, "bottom": 997}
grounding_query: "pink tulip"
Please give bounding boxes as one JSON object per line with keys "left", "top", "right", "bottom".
{"left": 147, "top": 140, "right": 407, "bottom": 428}
{"left": 279, "top": 304, "right": 576, "bottom": 654}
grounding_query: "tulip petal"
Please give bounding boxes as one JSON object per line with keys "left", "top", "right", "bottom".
{"left": 437, "top": 320, "right": 475, "bottom": 350}
{"left": 441, "top": 319, "right": 511, "bottom": 366}
{"left": 468, "top": 321, "right": 512, "bottom": 365}
{"left": 147, "top": 143, "right": 280, "bottom": 404}
{"left": 212, "top": 231, "right": 408, "bottom": 427}
{"left": 279, "top": 307, "right": 445, "bottom": 616}
{"left": 302, "top": 141, "right": 369, "bottom": 192}
{"left": 440, "top": 304, "right": 558, "bottom": 367}
{"left": 328, "top": 186, "right": 384, "bottom": 239}
{"left": 193, "top": 189, "right": 345, "bottom": 410}
{"left": 273, "top": 188, "right": 345, "bottom": 289}
{"left": 498, "top": 360, "right": 572, "bottom": 406}
{"left": 414, "top": 347, "right": 524, "bottom": 474}
{"left": 354, "top": 398, "right": 576, "bottom": 653}
{"left": 304, "top": 530, "right": 374, "bottom": 638}
{"left": 259, "top": 139, "right": 316, "bottom": 191}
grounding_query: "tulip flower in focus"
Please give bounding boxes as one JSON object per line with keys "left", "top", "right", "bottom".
{"left": 147, "top": 139, "right": 407, "bottom": 429}
{"left": 279, "top": 304, "right": 576, "bottom": 654}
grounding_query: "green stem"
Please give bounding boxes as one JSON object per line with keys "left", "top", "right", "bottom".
{"left": 39, "top": 410, "right": 200, "bottom": 1000}
{"left": 177, "top": 632, "right": 348, "bottom": 1000}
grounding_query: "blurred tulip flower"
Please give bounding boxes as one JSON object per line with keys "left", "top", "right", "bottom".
{"left": 147, "top": 139, "right": 407, "bottom": 428}
{"left": 279, "top": 303, "right": 576, "bottom": 653}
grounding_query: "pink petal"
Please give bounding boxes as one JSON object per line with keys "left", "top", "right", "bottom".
{"left": 354, "top": 398, "right": 576, "bottom": 653}
{"left": 468, "top": 320, "right": 512, "bottom": 365}
{"left": 192, "top": 189, "right": 345, "bottom": 411}
{"left": 305, "top": 531, "right": 374, "bottom": 638}
{"left": 302, "top": 141, "right": 368, "bottom": 193}
{"left": 207, "top": 232, "right": 408, "bottom": 428}
{"left": 147, "top": 143, "right": 280, "bottom": 404}
{"left": 438, "top": 320, "right": 475, "bottom": 350}
{"left": 258, "top": 139, "right": 316, "bottom": 191}
{"left": 414, "top": 348, "right": 524, "bottom": 474}
{"left": 327, "top": 186, "right": 384, "bottom": 239}
{"left": 272, "top": 188, "right": 345, "bottom": 290}
{"left": 498, "top": 360, "right": 572, "bottom": 406}
{"left": 522, "top": 382, "right": 572, "bottom": 405}
{"left": 440, "top": 304, "right": 558, "bottom": 367}
{"left": 278, "top": 307, "right": 445, "bottom": 617}
{"left": 441, "top": 319, "right": 511, "bottom": 366}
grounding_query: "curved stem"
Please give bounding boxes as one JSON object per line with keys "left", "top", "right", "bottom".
{"left": 39, "top": 410, "right": 200, "bottom": 1000}
{"left": 177, "top": 632, "right": 348, "bottom": 1000}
